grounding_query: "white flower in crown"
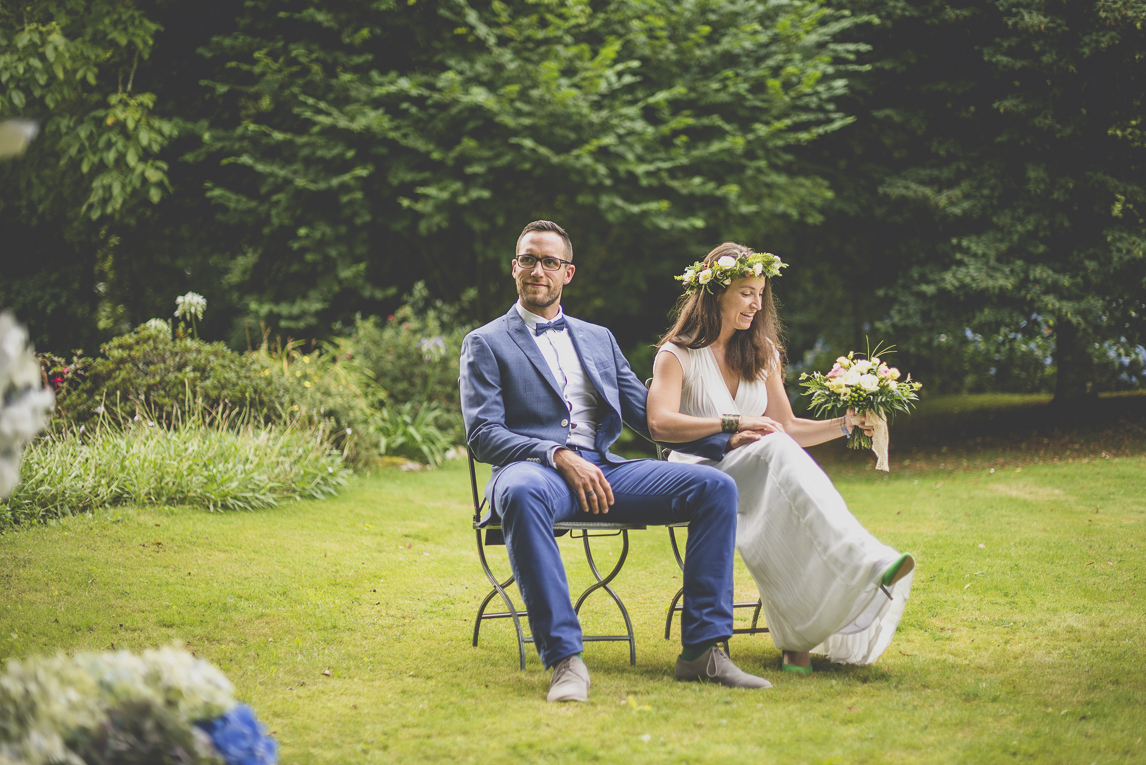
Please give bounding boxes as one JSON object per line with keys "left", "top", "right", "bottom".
{"left": 675, "top": 248, "right": 787, "bottom": 295}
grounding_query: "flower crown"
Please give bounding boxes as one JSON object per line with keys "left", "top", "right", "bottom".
{"left": 676, "top": 250, "right": 787, "bottom": 295}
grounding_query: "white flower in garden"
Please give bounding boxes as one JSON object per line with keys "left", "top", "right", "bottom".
{"left": 697, "top": 269, "right": 713, "bottom": 285}
{"left": 142, "top": 318, "right": 170, "bottom": 336}
{"left": 174, "top": 292, "right": 207, "bottom": 321}
{"left": 716, "top": 255, "right": 737, "bottom": 268}
{"left": 0, "top": 312, "right": 55, "bottom": 498}
{"left": 859, "top": 373, "right": 880, "bottom": 392}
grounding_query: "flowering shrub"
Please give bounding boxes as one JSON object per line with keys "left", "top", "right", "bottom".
{"left": 0, "top": 646, "right": 276, "bottom": 765}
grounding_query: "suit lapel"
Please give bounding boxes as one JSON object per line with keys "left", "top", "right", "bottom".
{"left": 566, "top": 320, "right": 620, "bottom": 416}
{"left": 505, "top": 306, "right": 565, "bottom": 400}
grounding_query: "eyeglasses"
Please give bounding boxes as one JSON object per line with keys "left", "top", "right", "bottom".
{"left": 515, "top": 254, "right": 571, "bottom": 271}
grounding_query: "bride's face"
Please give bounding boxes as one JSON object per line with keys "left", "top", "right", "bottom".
{"left": 717, "top": 276, "right": 766, "bottom": 333}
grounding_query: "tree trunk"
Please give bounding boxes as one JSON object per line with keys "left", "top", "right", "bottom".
{"left": 1052, "top": 318, "right": 1098, "bottom": 406}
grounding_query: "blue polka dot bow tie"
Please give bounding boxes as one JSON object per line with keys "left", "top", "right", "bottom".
{"left": 534, "top": 316, "right": 567, "bottom": 335}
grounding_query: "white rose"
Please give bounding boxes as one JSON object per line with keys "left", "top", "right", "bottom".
{"left": 698, "top": 269, "right": 713, "bottom": 284}
{"left": 717, "top": 255, "right": 737, "bottom": 268}
{"left": 683, "top": 269, "right": 695, "bottom": 282}
{"left": 853, "top": 359, "right": 872, "bottom": 373}
{"left": 889, "top": 367, "right": 901, "bottom": 380}
{"left": 859, "top": 373, "right": 879, "bottom": 392}
{"left": 753, "top": 263, "right": 764, "bottom": 277}
{"left": 836, "top": 356, "right": 850, "bottom": 368}
{"left": 889, "top": 380, "right": 899, "bottom": 390}
{"left": 843, "top": 370, "right": 861, "bottom": 386}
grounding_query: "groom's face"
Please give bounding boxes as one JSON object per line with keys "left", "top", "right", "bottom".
{"left": 513, "top": 231, "right": 575, "bottom": 315}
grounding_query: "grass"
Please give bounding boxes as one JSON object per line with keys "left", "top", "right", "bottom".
{"left": 0, "top": 414, "right": 350, "bottom": 526}
{"left": 2, "top": 394, "right": 1145, "bottom": 763}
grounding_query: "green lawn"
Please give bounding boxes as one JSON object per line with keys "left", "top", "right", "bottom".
{"left": 2, "top": 397, "right": 1145, "bottom": 763}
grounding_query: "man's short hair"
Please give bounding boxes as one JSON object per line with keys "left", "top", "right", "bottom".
{"left": 517, "top": 220, "right": 573, "bottom": 261}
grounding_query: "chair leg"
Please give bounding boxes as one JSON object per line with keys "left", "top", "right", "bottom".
{"left": 473, "top": 529, "right": 530, "bottom": 671}
{"left": 572, "top": 530, "right": 637, "bottom": 666}
{"left": 664, "top": 526, "right": 687, "bottom": 640}
{"left": 664, "top": 587, "right": 685, "bottom": 640}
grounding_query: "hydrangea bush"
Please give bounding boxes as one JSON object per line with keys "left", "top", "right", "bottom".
{"left": 0, "top": 646, "right": 276, "bottom": 765}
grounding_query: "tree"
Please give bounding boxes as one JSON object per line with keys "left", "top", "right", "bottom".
{"left": 789, "top": 0, "right": 1146, "bottom": 401}
{"left": 0, "top": 0, "right": 178, "bottom": 352}
{"left": 192, "top": 0, "right": 870, "bottom": 350}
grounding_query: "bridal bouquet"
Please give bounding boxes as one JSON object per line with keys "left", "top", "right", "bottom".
{"left": 799, "top": 345, "right": 921, "bottom": 471}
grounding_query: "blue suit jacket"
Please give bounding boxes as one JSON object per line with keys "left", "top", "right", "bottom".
{"left": 460, "top": 305, "right": 731, "bottom": 520}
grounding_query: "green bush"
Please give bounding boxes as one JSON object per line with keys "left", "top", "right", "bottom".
{"left": 375, "top": 401, "right": 454, "bottom": 466}
{"left": 56, "top": 324, "right": 281, "bottom": 425}
{"left": 250, "top": 338, "right": 379, "bottom": 465}
{"left": 345, "top": 283, "right": 472, "bottom": 443}
{"left": 0, "top": 411, "right": 350, "bottom": 527}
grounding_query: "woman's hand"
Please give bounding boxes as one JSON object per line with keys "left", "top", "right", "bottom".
{"left": 846, "top": 408, "right": 876, "bottom": 438}
{"left": 739, "top": 415, "right": 785, "bottom": 435}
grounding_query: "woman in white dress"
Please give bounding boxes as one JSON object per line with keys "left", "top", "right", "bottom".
{"left": 647, "top": 242, "right": 915, "bottom": 672}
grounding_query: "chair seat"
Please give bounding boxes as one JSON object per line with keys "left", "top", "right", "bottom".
{"left": 474, "top": 520, "right": 647, "bottom": 531}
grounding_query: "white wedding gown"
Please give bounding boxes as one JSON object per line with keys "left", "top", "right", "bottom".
{"left": 660, "top": 343, "right": 912, "bottom": 665}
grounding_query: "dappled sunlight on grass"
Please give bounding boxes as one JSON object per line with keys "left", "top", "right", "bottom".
{"left": 2, "top": 403, "right": 1145, "bottom": 762}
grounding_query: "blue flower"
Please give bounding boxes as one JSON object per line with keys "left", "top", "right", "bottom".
{"left": 196, "top": 704, "right": 278, "bottom": 765}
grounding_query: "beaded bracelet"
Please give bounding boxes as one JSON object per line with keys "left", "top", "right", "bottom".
{"left": 839, "top": 416, "right": 850, "bottom": 439}
{"left": 721, "top": 414, "right": 741, "bottom": 434}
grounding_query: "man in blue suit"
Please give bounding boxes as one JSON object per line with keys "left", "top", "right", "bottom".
{"left": 460, "top": 220, "right": 771, "bottom": 702}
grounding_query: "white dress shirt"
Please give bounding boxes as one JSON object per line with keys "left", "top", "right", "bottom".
{"left": 514, "top": 302, "right": 602, "bottom": 464}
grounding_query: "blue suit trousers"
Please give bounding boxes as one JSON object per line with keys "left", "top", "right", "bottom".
{"left": 493, "top": 450, "right": 738, "bottom": 668}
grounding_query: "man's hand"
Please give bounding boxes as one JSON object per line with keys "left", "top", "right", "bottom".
{"left": 725, "top": 430, "right": 763, "bottom": 452}
{"left": 553, "top": 449, "right": 615, "bottom": 514}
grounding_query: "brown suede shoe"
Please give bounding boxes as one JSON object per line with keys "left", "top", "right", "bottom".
{"left": 675, "top": 647, "right": 772, "bottom": 689}
{"left": 547, "top": 655, "right": 590, "bottom": 702}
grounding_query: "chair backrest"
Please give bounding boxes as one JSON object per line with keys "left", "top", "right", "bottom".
{"left": 644, "top": 377, "right": 672, "bottom": 461}
{"left": 466, "top": 447, "right": 487, "bottom": 524}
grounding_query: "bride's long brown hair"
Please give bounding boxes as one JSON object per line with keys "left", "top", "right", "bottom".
{"left": 657, "top": 242, "right": 786, "bottom": 382}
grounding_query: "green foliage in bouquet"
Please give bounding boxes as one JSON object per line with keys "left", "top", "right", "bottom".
{"left": 799, "top": 342, "right": 922, "bottom": 450}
